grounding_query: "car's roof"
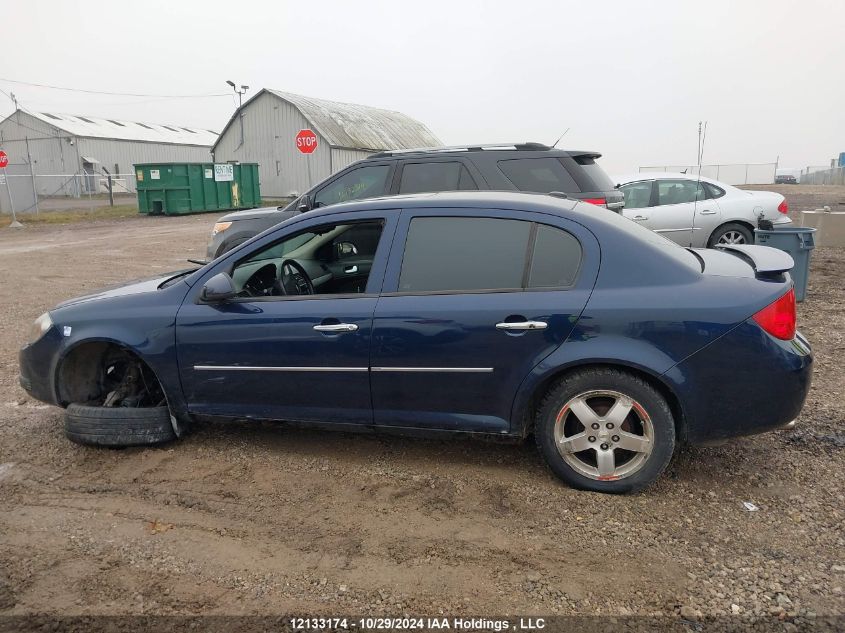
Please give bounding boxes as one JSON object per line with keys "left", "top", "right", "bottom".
{"left": 613, "top": 172, "right": 731, "bottom": 187}
{"left": 301, "top": 190, "right": 582, "bottom": 219}
{"left": 364, "top": 143, "right": 602, "bottom": 160}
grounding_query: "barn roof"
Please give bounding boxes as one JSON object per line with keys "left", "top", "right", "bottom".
{"left": 213, "top": 89, "right": 441, "bottom": 153}
{"left": 13, "top": 110, "right": 218, "bottom": 146}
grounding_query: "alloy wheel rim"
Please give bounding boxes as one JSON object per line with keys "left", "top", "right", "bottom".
{"left": 553, "top": 389, "right": 654, "bottom": 481}
{"left": 718, "top": 231, "right": 746, "bottom": 245}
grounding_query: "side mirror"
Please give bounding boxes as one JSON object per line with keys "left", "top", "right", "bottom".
{"left": 201, "top": 272, "right": 236, "bottom": 303}
{"left": 297, "top": 195, "right": 312, "bottom": 212}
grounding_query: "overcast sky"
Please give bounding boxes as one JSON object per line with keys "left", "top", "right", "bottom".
{"left": 2, "top": 0, "right": 843, "bottom": 175}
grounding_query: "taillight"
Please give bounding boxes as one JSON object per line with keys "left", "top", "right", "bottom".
{"left": 583, "top": 198, "right": 607, "bottom": 206}
{"left": 777, "top": 200, "right": 788, "bottom": 214}
{"left": 752, "top": 288, "right": 796, "bottom": 340}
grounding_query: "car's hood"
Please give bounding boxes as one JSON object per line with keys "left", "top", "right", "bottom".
{"left": 53, "top": 270, "right": 195, "bottom": 309}
{"left": 218, "top": 205, "right": 284, "bottom": 222}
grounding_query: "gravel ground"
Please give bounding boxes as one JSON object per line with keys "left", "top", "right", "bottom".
{"left": 0, "top": 188, "right": 843, "bottom": 624}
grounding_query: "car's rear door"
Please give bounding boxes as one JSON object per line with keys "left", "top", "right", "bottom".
{"left": 393, "top": 158, "right": 484, "bottom": 194}
{"left": 369, "top": 207, "right": 599, "bottom": 433}
{"left": 641, "top": 178, "right": 705, "bottom": 246}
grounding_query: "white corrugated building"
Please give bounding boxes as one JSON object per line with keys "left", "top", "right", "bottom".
{"left": 0, "top": 109, "right": 217, "bottom": 196}
{"left": 212, "top": 89, "right": 442, "bottom": 198}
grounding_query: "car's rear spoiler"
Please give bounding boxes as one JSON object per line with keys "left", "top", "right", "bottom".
{"left": 716, "top": 244, "right": 794, "bottom": 278}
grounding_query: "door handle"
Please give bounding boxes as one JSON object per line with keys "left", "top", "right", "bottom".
{"left": 343, "top": 265, "right": 358, "bottom": 274}
{"left": 632, "top": 215, "right": 648, "bottom": 221}
{"left": 496, "top": 321, "right": 548, "bottom": 331}
{"left": 698, "top": 209, "right": 717, "bottom": 215}
{"left": 313, "top": 323, "right": 359, "bottom": 333}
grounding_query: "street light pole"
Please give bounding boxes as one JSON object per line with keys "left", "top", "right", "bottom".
{"left": 226, "top": 80, "right": 249, "bottom": 149}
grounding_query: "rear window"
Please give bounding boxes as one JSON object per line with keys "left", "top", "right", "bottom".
{"left": 572, "top": 156, "right": 615, "bottom": 191}
{"left": 498, "top": 158, "right": 579, "bottom": 193}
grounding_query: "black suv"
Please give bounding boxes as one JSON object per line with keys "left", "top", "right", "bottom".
{"left": 207, "top": 143, "right": 623, "bottom": 258}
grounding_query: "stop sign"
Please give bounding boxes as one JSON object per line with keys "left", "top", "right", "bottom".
{"left": 295, "top": 129, "right": 318, "bottom": 154}
{"left": 0, "top": 151, "right": 8, "bottom": 169}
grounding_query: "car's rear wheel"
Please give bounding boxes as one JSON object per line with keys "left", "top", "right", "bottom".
{"left": 534, "top": 368, "right": 675, "bottom": 493}
{"left": 65, "top": 404, "right": 177, "bottom": 448}
{"left": 708, "top": 222, "right": 753, "bottom": 247}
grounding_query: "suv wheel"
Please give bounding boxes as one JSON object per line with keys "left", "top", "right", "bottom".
{"left": 534, "top": 368, "right": 675, "bottom": 493}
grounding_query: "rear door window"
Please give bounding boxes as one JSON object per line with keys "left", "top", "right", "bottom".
{"left": 497, "top": 158, "right": 579, "bottom": 193}
{"left": 656, "top": 180, "right": 706, "bottom": 206}
{"left": 313, "top": 164, "right": 391, "bottom": 208}
{"left": 398, "top": 162, "right": 478, "bottom": 194}
{"left": 397, "top": 216, "right": 582, "bottom": 293}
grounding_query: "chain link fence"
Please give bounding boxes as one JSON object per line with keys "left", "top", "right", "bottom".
{"left": 0, "top": 164, "right": 138, "bottom": 216}
{"left": 799, "top": 166, "right": 845, "bottom": 185}
{"left": 638, "top": 162, "right": 777, "bottom": 185}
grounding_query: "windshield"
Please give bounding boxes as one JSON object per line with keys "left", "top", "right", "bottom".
{"left": 243, "top": 231, "right": 318, "bottom": 264}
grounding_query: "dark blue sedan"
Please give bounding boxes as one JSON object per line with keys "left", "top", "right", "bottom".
{"left": 19, "top": 192, "right": 812, "bottom": 493}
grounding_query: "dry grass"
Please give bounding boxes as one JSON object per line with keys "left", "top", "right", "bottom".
{"left": 3, "top": 204, "right": 139, "bottom": 226}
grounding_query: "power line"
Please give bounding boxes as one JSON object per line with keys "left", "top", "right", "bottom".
{"left": 0, "top": 77, "right": 230, "bottom": 99}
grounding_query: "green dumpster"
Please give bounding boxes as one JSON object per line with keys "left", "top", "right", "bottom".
{"left": 135, "top": 163, "right": 260, "bottom": 215}
{"left": 754, "top": 227, "right": 816, "bottom": 302}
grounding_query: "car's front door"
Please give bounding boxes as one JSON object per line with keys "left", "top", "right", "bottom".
{"left": 176, "top": 210, "right": 398, "bottom": 424}
{"left": 310, "top": 162, "right": 396, "bottom": 209}
{"left": 370, "top": 209, "right": 599, "bottom": 433}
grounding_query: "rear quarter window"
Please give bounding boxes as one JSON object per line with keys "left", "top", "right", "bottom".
{"left": 528, "top": 224, "right": 582, "bottom": 287}
{"left": 497, "top": 158, "right": 580, "bottom": 193}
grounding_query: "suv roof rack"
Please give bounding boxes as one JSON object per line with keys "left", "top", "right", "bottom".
{"left": 369, "top": 142, "right": 553, "bottom": 159}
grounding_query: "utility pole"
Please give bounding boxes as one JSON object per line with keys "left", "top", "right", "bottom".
{"left": 226, "top": 80, "right": 249, "bottom": 149}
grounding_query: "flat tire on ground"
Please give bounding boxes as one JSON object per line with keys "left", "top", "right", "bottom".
{"left": 64, "top": 403, "right": 176, "bottom": 447}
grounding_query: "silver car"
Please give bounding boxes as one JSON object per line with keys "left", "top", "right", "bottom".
{"left": 614, "top": 173, "right": 793, "bottom": 247}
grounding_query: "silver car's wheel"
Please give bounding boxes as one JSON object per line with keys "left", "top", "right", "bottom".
{"left": 709, "top": 222, "right": 754, "bottom": 248}
{"left": 553, "top": 390, "right": 654, "bottom": 481}
{"left": 717, "top": 230, "right": 747, "bottom": 245}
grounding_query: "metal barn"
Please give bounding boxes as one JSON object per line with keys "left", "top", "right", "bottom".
{"left": 0, "top": 109, "right": 217, "bottom": 197}
{"left": 212, "top": 89, "right": 441, "bottom": 198}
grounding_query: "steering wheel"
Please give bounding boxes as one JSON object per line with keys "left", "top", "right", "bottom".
{"left": 240, "top": 263, "right": 278, "bottom": 297}
{"left": 274, "top": 259, "right": 314, "bottom": 296}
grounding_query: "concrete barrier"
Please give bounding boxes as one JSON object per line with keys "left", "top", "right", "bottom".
{"left": 800, "top": 209, "right": 845, "bottom": 248}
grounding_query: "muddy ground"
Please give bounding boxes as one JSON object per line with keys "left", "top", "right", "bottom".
{"left": 0, "top": 187, "right": 843, "bottom": 622}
